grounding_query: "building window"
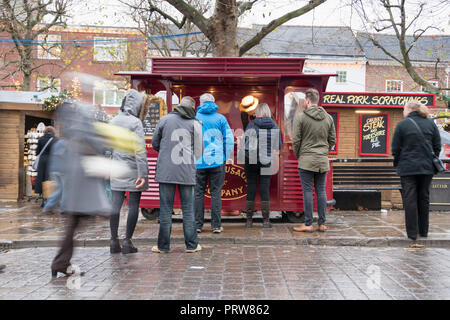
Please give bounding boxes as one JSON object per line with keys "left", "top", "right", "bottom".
{"left": 422, "top": 80, "right": 439, "bottom": 92}
{"left": 93, "top": 37, "right": 127, "bottom": 62}
{"left": 336, "top": 71, "right": 347, "bottom": 83}
{"left": 93, "top": 81, "right": 126, "bottom": 107}
{"left": 37, "top": 77, "right": 61, "bottom": 94}
{"left": 37, "top": 34, "right": 61, "bottom": 60}
{"left": 386, "top": 80, "right": 403, "bottom": 92}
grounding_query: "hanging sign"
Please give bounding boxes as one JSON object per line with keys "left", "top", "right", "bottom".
{"left": 323, "top": 92, "right": 435, "bottom": 108}
{"left": 359, "top": 113, "right": 390, "bottom": 156}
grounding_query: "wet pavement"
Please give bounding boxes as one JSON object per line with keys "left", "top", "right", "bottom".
{"left": 0, "top": 245, "right": 449, "bottom": 300}
{"left": 0, "top": 202, "right": 450, "bottom": 248}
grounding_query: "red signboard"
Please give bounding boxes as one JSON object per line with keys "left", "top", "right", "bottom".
{"left": 322, "top": 92, "right": 435, "bottom": 108}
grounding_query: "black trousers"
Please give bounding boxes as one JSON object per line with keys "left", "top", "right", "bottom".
{"left": 51, "top": 214, "right": 84, "bottom": 271}
{"left": 110, "top": 191, "right": 142, "bottom": 240}
{"left": 400, "top": 175, "right": 433, "bottom": 240}
{"left": 245, "top": 164, "right": 271, "bottom": 202}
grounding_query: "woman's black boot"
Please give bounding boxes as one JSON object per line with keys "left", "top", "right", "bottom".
{"left": 261, "top": 201, "right": 272, "bottom": 228}
{"left": 110, "top": 238, "right": 121, "bottom": 254}
{"left": 122, "top": 238, "right": 138, "bottom": 254}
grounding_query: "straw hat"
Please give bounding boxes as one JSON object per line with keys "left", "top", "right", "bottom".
{"left": 240, "top": 95, "right": 259, "bottom": 113}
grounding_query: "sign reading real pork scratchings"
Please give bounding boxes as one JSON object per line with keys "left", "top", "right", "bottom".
{"left": 322, "top": 92, "right": 435, "bottom": 108}
{"left": 359, "top": 113, "right": 390, "bottom": 156}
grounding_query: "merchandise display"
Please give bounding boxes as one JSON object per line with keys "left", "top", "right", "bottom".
{"left": 25, "top": 127, "right": 43, "bottom": 177}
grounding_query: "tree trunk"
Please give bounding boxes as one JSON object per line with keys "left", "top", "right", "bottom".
{"left": 21, "top": 46, "right": 33, "bottom": 91}
{"left": 210, "top": 0, "right": 239, "bottom": 57}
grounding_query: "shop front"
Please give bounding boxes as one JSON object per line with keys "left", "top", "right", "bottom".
{"left": 320, "top": 91, "right": 438, "bottom": 209}
{"left": 0, "top": 99, "right": 53, "bottom": 202}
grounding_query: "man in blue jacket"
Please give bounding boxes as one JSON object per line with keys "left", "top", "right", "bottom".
{"left": 195, "top": 93, "right": 234, "bottom": 233}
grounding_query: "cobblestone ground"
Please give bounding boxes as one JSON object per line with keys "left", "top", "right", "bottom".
{"left": 0, "top": 245, "right": 449, "bottom": 300}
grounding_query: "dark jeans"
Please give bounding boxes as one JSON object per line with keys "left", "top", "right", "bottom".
{"left": 195, "top": 164, "right": 225, "bottom": 229}
{"left": 298, "top": 169, "right": 327, "bottom": 226}
{"left": 400, "top": 175, "right": 433, "bottom": 240}
{"left": 245, "top": 164, "right": 271, "bottom": 202}
{"left": 158, "top": 183, "right": 198, "bottom": 251}
{"left": 110, "top": 191, "right": 141, "bottom": 240}
{"left": 51, "top": 214, "right": 84, "bottom": 271}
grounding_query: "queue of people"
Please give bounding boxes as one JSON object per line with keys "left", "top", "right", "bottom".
{"left": 39, "top": 87, "right": 444, "bottom": 276}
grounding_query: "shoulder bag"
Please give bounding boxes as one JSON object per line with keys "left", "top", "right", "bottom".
{"left": 31, "top": 137, "right": 54, "bottom": 171}
{"left": 408, "top": 118, "right": 445, "bottom": 173}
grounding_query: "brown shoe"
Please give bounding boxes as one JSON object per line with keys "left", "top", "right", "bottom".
{"left": 293, "top": 224, "right": 314, "bottom": 233}
{"left": 318, "top": 225, "right": 328, "bottom": 232}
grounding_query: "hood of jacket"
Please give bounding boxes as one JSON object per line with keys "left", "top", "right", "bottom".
{"left": 174, "top": 105, "right": 196, "bottom": 119}
{"left": 304, "top": 105, "right": 327, "bottom": 121}
{"left": 197, "top": 101, "right": 219, "bottom": 114}
{"left": 121, "top": 89, "right": 143, "bottom": 117}
{"left": 253, "top": 117, "right": 277, "bottom": 129}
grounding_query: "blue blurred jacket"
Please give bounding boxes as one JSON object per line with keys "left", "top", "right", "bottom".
{"left": 196, "top": 101, "right": 234, "bottom": 169}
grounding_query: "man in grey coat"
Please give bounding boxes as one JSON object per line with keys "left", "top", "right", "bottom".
{"left": 109, "top": 89, "right": 149, "bottom": 254}
{"left": 151, "top": 96, "right": 203, "bottom": 253}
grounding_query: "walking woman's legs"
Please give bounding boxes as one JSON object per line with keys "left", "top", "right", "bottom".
{"left": 51, "top": 214, "right": 81, "bottom": 271}
{"left": 417, "top": 175, "right": 433, "bottom": 237}
{"left": 400, "top": 176, "right": 419, "bottom": 240}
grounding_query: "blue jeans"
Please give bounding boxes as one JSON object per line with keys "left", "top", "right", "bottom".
{"left": 298, "top": 169, "right": 327, "bottom": 226}
{"left": 43, "top": 173, "right": 64, "bottom": 212}
{"left": 158, "top": 183, "right": 198, "bottom": 251}
{"left": 195, "top": 164, "right": 225, "bottom": 229}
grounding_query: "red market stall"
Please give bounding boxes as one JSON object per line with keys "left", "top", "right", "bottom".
{"left": 117, "top": 57, "right": 337, "bottom": 221}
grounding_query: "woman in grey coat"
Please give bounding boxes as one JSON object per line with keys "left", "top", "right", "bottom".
{"left": 51, "top": 102, "right": 112, "bottom": 277}
{"left": 109, "top": 89, "right": 149, "bottom": 254}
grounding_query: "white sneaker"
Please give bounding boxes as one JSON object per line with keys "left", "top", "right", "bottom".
{"left": 212, "top": 227, "right": 223, "bottom": 234}
{"left": 186, "top": 244, "right": 202, "bottom": 253}
{"left": 196, "top": 228, "right": 202, "bottom": 233}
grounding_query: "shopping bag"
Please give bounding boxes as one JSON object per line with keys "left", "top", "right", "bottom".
{"left": 42, "top": 180, "right": 57, "bottom": 199}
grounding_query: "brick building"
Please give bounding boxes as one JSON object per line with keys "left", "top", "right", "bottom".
{"left": 0, "top": 25, "right": 147, "bottom": 115}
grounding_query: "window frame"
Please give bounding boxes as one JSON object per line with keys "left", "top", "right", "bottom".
{"left": 385, "top": 79, "right": 403, "bottom": 92}
{"left": 93, "top": 37, "right": 127, "bottom": 62}
{"left": 36, "top": 77, "right": 61, "bottom": 94}
{"left": 335, "top": 70, "right": 347, "bottom": 84}
{"left": 93, "top": 81, "right": 126, "bottom": 107}
{"left": 37, "top": 34, "right": 62, "bottom": 60}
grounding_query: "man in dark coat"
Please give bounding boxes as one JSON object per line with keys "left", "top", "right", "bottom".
{"left": 35, "top": 126, "right": 57, "bottom": 202}
{"left": 392, "top": 101, "right": 441, "bottom": 244}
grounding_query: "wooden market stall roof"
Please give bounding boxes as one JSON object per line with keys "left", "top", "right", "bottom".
{"left": 116, "top": 57, "right": 336, "bottom": 91}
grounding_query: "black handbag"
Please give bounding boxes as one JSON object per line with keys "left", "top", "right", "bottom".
{"left": 408, "top": 118, "right": 445, "bottom": 173}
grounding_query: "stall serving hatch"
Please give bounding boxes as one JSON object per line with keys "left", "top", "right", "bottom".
{"left": 117, "top": 57, "right": 336, "bottom": 222}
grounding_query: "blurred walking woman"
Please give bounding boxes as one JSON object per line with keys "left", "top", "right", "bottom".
{"left": 392, "top": 100, "right": 441, "bottom": 245}
{"left": 242, "top": 103, "right": 281, "bottom": 228}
